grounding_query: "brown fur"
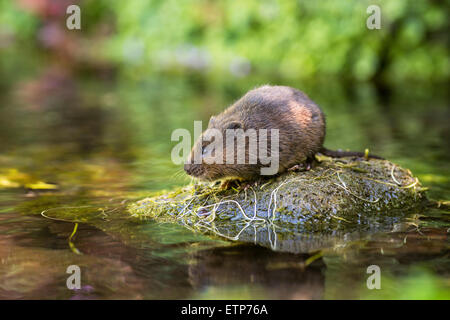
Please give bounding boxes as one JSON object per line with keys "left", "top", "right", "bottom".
{"left": 184, "top": 85, "right": 379, "bottom": 181}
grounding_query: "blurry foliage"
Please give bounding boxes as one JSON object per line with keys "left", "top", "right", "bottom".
{"left": 360, "top": 266, "right": 450, "bottom": 300}
{"left": 1, "top": 0, "right": 448, "bottom": 82}
{"left": 0, "top": 0, "right": 37, "bottom": 39}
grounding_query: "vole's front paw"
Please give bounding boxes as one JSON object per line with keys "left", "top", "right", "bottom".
{"left": 288, "top": 163, "right": 311, "bottom": 172}
{"left": 220, "top": 179, "right": 240, "bottom": 190}
{"left": 220, "top": 179, "right": 257, "bottom": 191}
{"left": 239, "top": 181, "right": 259, "bottom": 191}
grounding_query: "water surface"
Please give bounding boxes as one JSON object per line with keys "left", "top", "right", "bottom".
{"left": 0, "top": 55, "right": 448, "bottom": 299}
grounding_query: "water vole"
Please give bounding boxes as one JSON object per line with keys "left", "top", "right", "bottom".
{"left": 184, "top": 85, "right": 381, "bottom": 182}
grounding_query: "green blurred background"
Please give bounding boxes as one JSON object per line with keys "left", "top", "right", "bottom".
{"left": 1, "top": 0, "right": 448, "bottom": 81}
{"left": 110, "top": 0, "right": 449, "bottom": 82}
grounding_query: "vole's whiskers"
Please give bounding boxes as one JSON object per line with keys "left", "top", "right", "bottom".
{"left": 172, "top": 169, "right": 184, "bottom": 179}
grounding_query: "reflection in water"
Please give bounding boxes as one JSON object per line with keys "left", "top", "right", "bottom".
{"left": 14, "top": 67, "right": 107, "bottom": 155}
{"left": 0, "top": 56, "right": 448, "bottom": 299}
{"left": 323, "top": 224, "right": 450, "bottom": 299}
{"left": 188, "top": 245, "right": 325, "bottom": 300}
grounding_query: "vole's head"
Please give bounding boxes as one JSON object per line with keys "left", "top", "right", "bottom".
{"left": 184, "top": 114, "right": 257, "bottom": 181}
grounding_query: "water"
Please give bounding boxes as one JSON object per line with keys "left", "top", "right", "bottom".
{"left": 0, "top": 56, "right": 448, "bottom": 299}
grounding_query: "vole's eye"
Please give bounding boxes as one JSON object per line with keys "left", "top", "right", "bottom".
{"left": 226, "top": 122, "right": 242, "bottom": 130}
{"left": 201, "top": 143, "right": 209, "bottom": 155}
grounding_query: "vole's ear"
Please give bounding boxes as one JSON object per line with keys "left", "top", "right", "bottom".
{"left": 208, "top": 116, "right": 216, "bottom": 127}
{"left": 226, "top": 121, "right": 243, "bottom": 130}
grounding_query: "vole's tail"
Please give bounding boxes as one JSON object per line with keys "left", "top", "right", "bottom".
{"left": 319, "top": 147, "right": 384, "bottom": 160}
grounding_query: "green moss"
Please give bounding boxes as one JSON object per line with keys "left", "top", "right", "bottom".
{"left": 128, "top": 158, "right": 427, "bottom": 252}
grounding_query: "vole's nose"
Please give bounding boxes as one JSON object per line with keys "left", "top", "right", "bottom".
{"left": 184, "top": 163, "right": 192, "bottom": 174}
{"left": 184, "top": 163, "right": 203, "bottom": 177}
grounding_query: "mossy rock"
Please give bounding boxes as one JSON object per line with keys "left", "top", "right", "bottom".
{"left": 128, "top": 157, "right": 427, "bottom": 253}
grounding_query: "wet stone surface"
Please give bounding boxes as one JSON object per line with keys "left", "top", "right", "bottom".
{"left": 129, "top": 158, "right": 428, "bottom": 253}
